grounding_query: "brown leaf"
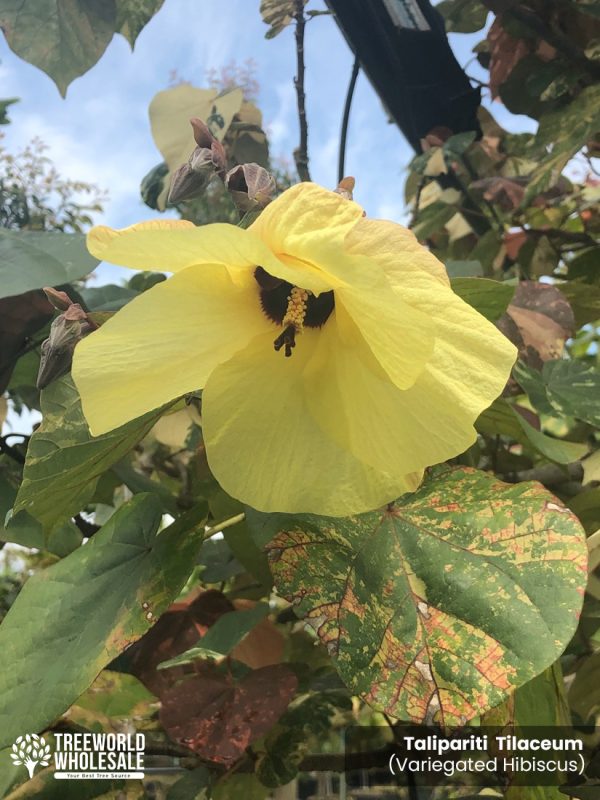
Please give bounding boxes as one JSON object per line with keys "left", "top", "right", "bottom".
{"left": 498, "top": 282, "right": 575, "bottom": 375}
{"left": 488, "top": 17, "right": 531, "bottom": 98}
{"left": 231, "top": 599, "right": 285, "bottom": 668}
{"left": 504, "top": 230, "right": 529, "bottom": 260}
{"left": 159, "top": 663, "right": 297, "bottom": 765}
{"left": 472, "top": 176, "right": 526, "bottom": 210}
{"left": 126, "top": 590, "right": 285, "bottom": 694}
{"left": 0, "top": 290, "right": 53, "bottom": 392}
{"left": 126, "top": 589, "right": 234, "bottom": 696}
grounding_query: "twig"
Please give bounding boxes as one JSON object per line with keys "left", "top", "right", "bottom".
{"left": 293, "top": 0, "right": 311, "bottom": 181}
{"left": 204, "top": 512, "right": 246, "bottom": 538}
{"left": 338, "top": 56, "right": 360, "bottom": 183}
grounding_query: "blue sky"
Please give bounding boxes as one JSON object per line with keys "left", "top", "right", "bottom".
{"left": 0, "top": 1, "right": 533, "bottom": 234}
{"left": 0, "top": 1, "right": 537, "bottom": 434}
{"left": 0, "top": 0, "right": 539, "bottom": 294}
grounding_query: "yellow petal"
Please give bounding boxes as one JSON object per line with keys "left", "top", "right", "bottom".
{"left": 72, "top": 265, "right": 270, "bottom": 435}
{"left": 87, "top": 217, "right": 337, "bottom": 294}
{"left": 202, "top": 330, "right": 422, "bottom": 516}
{"left": 345, "top": 217, "right": 450, "bottom": 286}
{"left": 305, "top": 292, "right": 516, "bottom": 477}
{"left": 336, "top": 279, "right": 434, "bottom": 390}
{"left": 249, "top": 182, "right": 373, "bottom": 291}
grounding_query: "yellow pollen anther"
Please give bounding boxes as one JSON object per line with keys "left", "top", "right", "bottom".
{"left": 282, "top": 287, "right": 309, "bottom": 332}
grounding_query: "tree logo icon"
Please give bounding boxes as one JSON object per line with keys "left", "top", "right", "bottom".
{"left": 10, "top": 734, "right": 52, "bottom": 778}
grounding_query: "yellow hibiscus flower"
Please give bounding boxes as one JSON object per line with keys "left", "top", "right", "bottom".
{"left": 72, "top": 182, "right": 516, "bottom": 516}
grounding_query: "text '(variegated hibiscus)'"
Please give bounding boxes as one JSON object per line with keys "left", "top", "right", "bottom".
{"left": 72, "top": 183, "right": 516, "bottom": 515}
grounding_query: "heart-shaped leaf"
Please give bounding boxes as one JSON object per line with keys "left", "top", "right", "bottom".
{"left": 267, "top": 466, "right": 587, "bottom": 725}
{"left": 0, "top": 230, "right": 99, "bottom": 300}
{"left": 0, "top": 494, "right": 208, "bottom": 748}
{"left": 0, "top": 0, "right": 116, "bottom": 96}
{"left": 160, "top": 663, "right": 297, "bottom": 766}
{"left": 13, "top": 375, "right": 169, "bottom": 534}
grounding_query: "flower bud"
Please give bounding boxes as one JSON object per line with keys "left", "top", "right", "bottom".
{"left": 167, "top": 120, "right": 228, "bottom": 205}
{"left": 335, "top": 176, "right": 355, "bottom": 200}
{"left": 37, "top": 301, "right": 95, "bottom": 389}
{"left": 225, "top": 163, "right": 276, "bottom": 213}
{"left": 43, "top": 286, "right": 73, "bottom": 312}
{"left": 190, "top": 117, "right": 213, "bottom": 148}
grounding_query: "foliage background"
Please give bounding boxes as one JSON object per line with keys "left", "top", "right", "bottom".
{"left": 0, "top": 0, "right": 599, "bottom": 798}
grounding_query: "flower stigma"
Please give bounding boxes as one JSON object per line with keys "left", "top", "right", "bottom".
{"left": 254, "top": 266, "right": 335, "bottom": 357}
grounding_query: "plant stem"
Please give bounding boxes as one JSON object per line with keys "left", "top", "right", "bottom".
{"left": 293, "top": 0, "right": 311, "bottom": 181}
{"left": 204, "top": 512, "right": 246, "bottom": 538}
{"left": 338, "top": 56, "right": 360, "bottom": 183}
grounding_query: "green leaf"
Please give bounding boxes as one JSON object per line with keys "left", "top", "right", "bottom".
{"left": 526, "top": 85, "right": 600, "bottom": 202}
{"left": 159, "top": 604, "right": 270, "bottom": 668}
{"left": 445, "top": 259, "right": 484, "bottom": 278}
{"left": 559, "top": 279, "right": 600, "bottom": 326}
{"left": 0, "top": 0, "right": 117, "bottom": 97}
{"left": 267, "top": 466, "right": 587, "bottom": 724}
{"left": 212, "top": 775, "right": 268, "bottom": 800}
{"left": 167, "top": 767, "right": 211, "bottom": 800}
{"left": 260, "top": 0, "right": 302, "bottom": 38}
{"left": 577, "top": 0, "right": 600, "bottom": 19}
{"left": 13, "top": 376, "right": 170, "bottom": 534}
{"left": 115, "top": 0, "right": 164, "bottom": 47}
{"left": 512, "top": 360, "right": 556, "bottom": 416}
{"left": 451, "top": 277, "right": 515, "bottom": 321}
{"left": 476, "top": 398, "right": 588, "bottom": 464}
{"left": 0, "top": 493, "right": 208, "bottom": 749}
{"left": 483, "top": 664, "right": 569, "bottom": 800}
{"left": 5, "top": 511, "right": 82, "bottom": 556}
{"left": 74, "top": 670, "right": 155, "bottom": 717}
{"left": 0, "top": 745, "right": 21, "bottom": 798}
{"left": 437, "top": 0, "right": 489, "bottom": 32}
{"left": 80, "top": 283, "right": 138, "bottom": 311}
{"left": 542, "top": 360, "right": 600, "bottom": 427}
{"left": 569, "top": 650, "right": 600, "bottom": 722}
{"left": 443, "top": 130, "right": 478, "bottom": 157}
{"left": 224, "top": 522, "right": 273, "bottom": 587}
{"left": 257, "top": 692, "right": 351, "bottom": 787}
{"left": 515, "top": 359, "right": 600, "bottom": 427}
{"left": 0, "top": 230, "right": 99, "bottom": 300}
{"left": 411, "top": 201, "right": 455, "bottom": 239}
{"left": 0, "top": 97, "right": 18, "bottom": 125}
{"left": 568, "top": 487, "right": 600, "bottom": 534}
{"left": 112, "top": 459, "right": 179, "bottom": 516}
{"left": 568, "top": 248, "right": 600, "bottom": 283}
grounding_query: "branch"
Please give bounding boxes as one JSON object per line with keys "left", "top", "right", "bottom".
{"left": 293, "top": 0, "right": 311, "bottom": 182}
{"left": 204, "top": 512, "right": 245, "bottom": 538}
{"left": 338, "top": 56, "right": 360, "bottom": 184}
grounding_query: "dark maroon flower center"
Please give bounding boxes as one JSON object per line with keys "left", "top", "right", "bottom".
{"left": 254, "top": 266, "right": 334, "bottom": 329}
